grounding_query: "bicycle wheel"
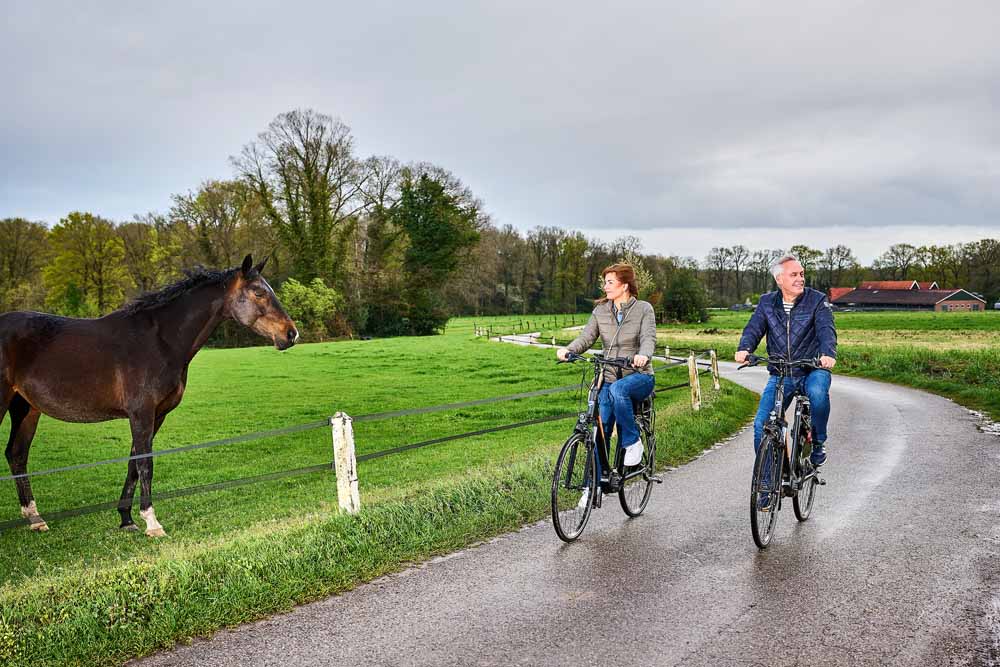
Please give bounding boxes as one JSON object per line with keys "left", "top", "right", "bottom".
{"left": 619, "top": 420, "right": 655, "bottom": 516}
{"left": 551, "top": 433, "right": 596, "bottom": 542}
{"left": 750, "top": 434, "right": 782, "bottom": 548}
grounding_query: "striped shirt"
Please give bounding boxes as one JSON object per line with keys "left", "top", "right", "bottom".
{"left": 783, "top": 301, "right": 795, "bottom": 316}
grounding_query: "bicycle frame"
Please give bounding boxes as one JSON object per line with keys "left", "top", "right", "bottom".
{"left": 750, "top": 356, "right": 821, "bottom": 493}
{"left": 566, "top": 353, "right": 650, "bottom": 501}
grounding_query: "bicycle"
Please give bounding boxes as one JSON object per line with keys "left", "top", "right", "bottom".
{"left": 550, "top": 352, "right": 660, "bottom": 542}
{"left": 739, "top": 354, "right": 827, "bottom": 549}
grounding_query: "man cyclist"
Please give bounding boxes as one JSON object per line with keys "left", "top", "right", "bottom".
{"left": 735, "top": 255, "right": 837, "bottom": 466}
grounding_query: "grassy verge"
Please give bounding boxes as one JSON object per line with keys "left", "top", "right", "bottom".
{"left": 0, "top": 332, "right": 756, "bottom": 667}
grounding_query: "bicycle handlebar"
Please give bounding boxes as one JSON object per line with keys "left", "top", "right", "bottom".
{"left": 558, "top": 352, "right": 636, "bottom": 369}
{"left": 738, "top": 354, "right": 822, "bottom": 371}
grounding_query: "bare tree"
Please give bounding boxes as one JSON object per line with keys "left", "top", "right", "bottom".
{"left": 232, "top": 109, "right": 370, "bottom": 282}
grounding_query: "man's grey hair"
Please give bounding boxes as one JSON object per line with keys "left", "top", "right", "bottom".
{"left": 770, "top": 254, "right": 800, "bottom": 279}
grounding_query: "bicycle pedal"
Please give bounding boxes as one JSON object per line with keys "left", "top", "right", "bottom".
{"left": 817, "top": 477, "right": 827, "bottom": 486}
{"left": 650, "top": 475, "right": 664, "bottom": 484}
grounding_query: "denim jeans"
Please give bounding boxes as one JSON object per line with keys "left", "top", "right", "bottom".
{"left": 753, "top": 369, "right": 832, "bottom": 451}
{"left": 597, "top": 372, "right": 655, "bottom": 476}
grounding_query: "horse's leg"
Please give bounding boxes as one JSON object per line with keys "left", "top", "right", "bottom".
{"left": 126, "top": 410, "right": 166, "bottom": 537}
{"left": 4, "top": 395, "right": 47, "bottom": 532}
{"left": 119, "top": 412, "right": 166, "bottom": 534}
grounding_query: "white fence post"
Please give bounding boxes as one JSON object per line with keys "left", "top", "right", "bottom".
{"left": 664, "top": 344, "right": 670, "bottom": 361}
{"left": 687, "top": 351, "right": 702, "bottom": 411}
{"left": 330, "top": 412, "right": 360, "bottom": 514}
{"left": 710, "top": 349, "right": 721, "bottom": 390}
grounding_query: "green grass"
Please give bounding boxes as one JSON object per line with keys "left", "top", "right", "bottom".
{"left": 0, "top": 332, "right": 756, "bottom": 667}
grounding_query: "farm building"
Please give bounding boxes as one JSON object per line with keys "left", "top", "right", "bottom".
{"left": 829, "top": 283, "right": 987, "bottom": 312}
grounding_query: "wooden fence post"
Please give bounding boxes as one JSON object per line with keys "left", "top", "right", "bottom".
{"left": 710, "top": 349, "right": 721, "bottom": 390}
{"left": 330, "top": 412, "right": 360, "bottom": 514}
{"left": 687, "top": 351, "right": 702, "bottom": 411}
{"left": 663, "top": 344, "right": 670, "bottom": 361}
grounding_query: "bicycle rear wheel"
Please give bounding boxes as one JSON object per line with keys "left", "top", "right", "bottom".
{"left": 750, "top": 434, "right": 782, "bottom": 548}
{"left": 619, "top": 420, "right": 655, "bottom": 516}
{"left": 551, "top": 433, "right": 596, "bottom": 542}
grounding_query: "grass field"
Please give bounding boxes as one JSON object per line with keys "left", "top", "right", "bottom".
{"left": 0, "top": 330, "right": 756, "bottom": 667}
{"left": 514, "top": 308, "right": 1000, "bottom": 421}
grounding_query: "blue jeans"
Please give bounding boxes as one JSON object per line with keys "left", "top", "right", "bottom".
{"left": 753, "top": 370, "right": 832, "bottom": 451}
{"left": 598, "top": 372, "right": 655, "bottom": 470}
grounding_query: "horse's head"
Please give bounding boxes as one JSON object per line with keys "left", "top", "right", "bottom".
{"left": 227, "top": 254, "right": 299, "bottom": 350}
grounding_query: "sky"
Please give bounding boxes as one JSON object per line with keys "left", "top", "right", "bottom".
{"left": 2, "top": 1, "right": 999, "bottom": 264}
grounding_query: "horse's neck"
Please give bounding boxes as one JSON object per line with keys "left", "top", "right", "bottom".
{"left": 158, "top": 285, "right": 228, "bottom": 362}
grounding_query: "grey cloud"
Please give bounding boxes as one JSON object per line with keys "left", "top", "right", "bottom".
{"left": 1, "top": 0, "right": 999, "bottom": 250}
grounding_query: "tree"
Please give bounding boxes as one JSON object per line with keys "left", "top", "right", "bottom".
{"left": 818, "top": 245, "right": 858, "bottom": 291}
{"left": 117, "top": 221, "right": 170, "bottom": 293}
{"left": 619, "top": 248, "right": 657, "bottom": 303}
{"left": 872, "top": 243, "right": 920, "bottom": 280}
{"left": 0, "top": 218, "right": 50, "bottom": 311}
{"left": 233, "top": 109, "right": 369, "bottom": 283}
{"left": 390, "top": 173, "right": 480, "bottom": 334}
{"left": 43, "top": 212, "right": 130, "bottom": 315}
{"left": 727, "top": 244, "right": 750, "bottom": 302}
{"left": 277, "top": 277, "right": 342, "bottom": 340}
{"left": 662, "top": 270, "right": 709, "bottom": 323}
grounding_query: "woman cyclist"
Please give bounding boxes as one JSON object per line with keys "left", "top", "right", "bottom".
{"left": 556, "top": 263, "right": 657, "bottom": 467}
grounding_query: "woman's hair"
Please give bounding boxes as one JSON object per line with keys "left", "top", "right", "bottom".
{"left": 596, "top": 263, "right": 638, "bottom": 304}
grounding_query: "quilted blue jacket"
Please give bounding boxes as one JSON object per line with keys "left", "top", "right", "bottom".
{"left": 737, "top": 288, "right": 837, "bottom": 377}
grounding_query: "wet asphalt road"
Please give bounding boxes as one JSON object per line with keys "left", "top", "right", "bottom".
{"left": 134, "top": 365, "right": 1000, "bottom": 667}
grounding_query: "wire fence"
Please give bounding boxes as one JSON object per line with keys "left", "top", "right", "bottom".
{"left": 0, "top": 343, "right": 719, "bottom": 531}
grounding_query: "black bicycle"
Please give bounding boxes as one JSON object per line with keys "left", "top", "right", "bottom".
{"left": 739, "top": 354, "right": 826, "bottom": 549}
{"left": 550, "top": 352, "right": 660, "bottom": 542}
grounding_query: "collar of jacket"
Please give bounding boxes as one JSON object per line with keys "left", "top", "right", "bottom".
{"left": 772, "top": 290, "right": 806, "bottom": 316}
{"left": 609, "top": 296, "right": 636, "bottom": 314}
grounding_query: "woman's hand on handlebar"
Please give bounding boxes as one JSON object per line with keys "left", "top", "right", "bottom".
{"left": 632, "top": 354, "right": 649, "bottom": 368}
{"left": 556, "top": 347, "right": 571, "bottom": 362}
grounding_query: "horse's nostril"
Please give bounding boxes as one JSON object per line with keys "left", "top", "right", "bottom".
{"left": 288, "top": 328, "right": 298, "bottom": 342}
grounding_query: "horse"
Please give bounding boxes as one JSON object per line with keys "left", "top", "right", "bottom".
{"left": 0, "top": 254, "right": 298, "bottom": 537}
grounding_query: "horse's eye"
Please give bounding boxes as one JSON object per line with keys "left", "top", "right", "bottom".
{"left": 252, "top": 288, "right": 267, "bottom": 298}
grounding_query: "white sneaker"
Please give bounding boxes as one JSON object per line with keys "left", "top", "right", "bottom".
{"left": 623, "top": 441, "right": 644, "bottom": 466}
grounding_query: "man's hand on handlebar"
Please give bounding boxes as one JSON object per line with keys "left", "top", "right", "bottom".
{"left": 735, "top": 350, "right": 749, "bottom": 364}
{"left": 819, "top": 355, "right": 836, "bottom": 369}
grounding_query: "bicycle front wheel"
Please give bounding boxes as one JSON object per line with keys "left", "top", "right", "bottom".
{"left": 619, "top": 421, "right": 655, "bottom": 517}
{"left": 750, "top": 434, "right": 782, "bottom": 549}
{"left": 551, "top": 433, "right": 596, "bottom": 542}
{"left": 793, "top": 455, "right": 818, "bottom": 522}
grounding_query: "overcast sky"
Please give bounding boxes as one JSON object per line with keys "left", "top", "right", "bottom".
{"left": 3, "top": 1, "right": 998, "bottom": 263}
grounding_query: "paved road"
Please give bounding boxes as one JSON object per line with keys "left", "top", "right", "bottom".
{"left": 134, "top": 365, "right": 1000, "bottom": 667}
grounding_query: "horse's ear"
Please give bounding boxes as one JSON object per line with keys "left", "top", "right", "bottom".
{"left": 241, "top": 254, "right": 253, "bottom": 278}
{"left": 253, "top": 255, "right": 269, "bottom": 275}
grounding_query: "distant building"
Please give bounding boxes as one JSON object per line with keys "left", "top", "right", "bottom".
{"left": 828, "top": 281, "right": 986, "bottom": 312}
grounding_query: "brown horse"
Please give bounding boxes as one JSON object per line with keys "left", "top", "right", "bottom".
{"left": 0, "top": 254, "right": 298, "bottom": 536}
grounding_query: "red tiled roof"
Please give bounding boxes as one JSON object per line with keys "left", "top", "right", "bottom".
{"left": 832, "top": 289, "right": 984, "bottom": 305}
{"left": 859, "top": 280, "right": 918, "bottom": 290}
{"left": 917, "top": 281, "right": 939, "bottom": 289}
{"left": 828, "top": 287, "right": 854, "bottom": 301}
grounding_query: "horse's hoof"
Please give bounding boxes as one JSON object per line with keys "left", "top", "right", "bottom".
{"left": 145, "top": 527, "right": 167, "bottom": 538}
{"left": 120, "top": 523, "right": 140, "bottom": 532}
{"left": 29, "top": 521, "right": 49, "bottom": 532}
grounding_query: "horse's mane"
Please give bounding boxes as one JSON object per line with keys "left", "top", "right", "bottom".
{"left": 122, "top": 266, "right": 239, "bottom": 315}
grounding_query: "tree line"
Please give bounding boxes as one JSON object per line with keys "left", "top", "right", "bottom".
{"left": 3, "top": 107, "right": 998, "bottom": 340}
{"left": 703, "top": 241, "right": 1000, "bottom": 306}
